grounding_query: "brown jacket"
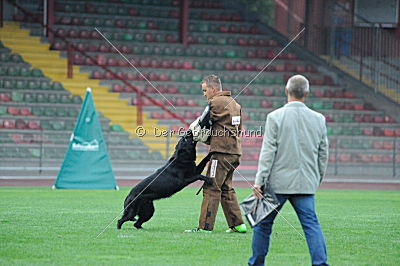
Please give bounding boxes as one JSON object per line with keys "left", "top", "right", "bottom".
{"left": 208, "top": 91, "right": 242, "bottom": 155}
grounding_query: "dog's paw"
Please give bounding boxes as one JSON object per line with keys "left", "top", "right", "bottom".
{"left": 134, "top": 223, "right": 143, "bottom": 229}
{"left": 117, "top": 220, "right": 122, "bottom": 229}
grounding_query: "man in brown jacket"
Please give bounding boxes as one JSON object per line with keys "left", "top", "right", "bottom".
{"left": 185, "top": 74, "right": 247, "bottom": 233}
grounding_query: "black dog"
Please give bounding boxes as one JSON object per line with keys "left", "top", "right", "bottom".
{"left": 117, "top": 132, "right": 212, "bottom": 229}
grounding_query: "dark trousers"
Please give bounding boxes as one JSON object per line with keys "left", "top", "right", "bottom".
{"left": 249, "top": 194, "right": 328, "bottom": 266}
{"left": 198, "top": 153, "right": 244, "bottom": 231}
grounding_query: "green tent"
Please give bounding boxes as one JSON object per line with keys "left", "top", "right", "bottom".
{"left": 54, "top": 88, "right": 117, "bottom": 189}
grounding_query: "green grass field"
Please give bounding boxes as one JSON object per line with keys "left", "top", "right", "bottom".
{"left": 0, "top": 187, "right": 399, "bottom": 265}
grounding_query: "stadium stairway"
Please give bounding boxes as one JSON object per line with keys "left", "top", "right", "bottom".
{"left": 321, "top": 56, "right": 400, "bottom": 105}
{"left": 0, "top": 21, "right": 171, "bottom": 157}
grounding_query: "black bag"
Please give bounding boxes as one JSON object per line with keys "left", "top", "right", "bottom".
{"left": 240, "top": 185, "right": 280, "bottom": 227}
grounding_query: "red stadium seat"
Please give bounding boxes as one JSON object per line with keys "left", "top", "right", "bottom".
{"left": 59, "top": 16, "right": 71, "bottom": 25}
{"left": 99, "top": 44, "right": 110, "bottom": 53}
{"left": 104, "top": 71, "right": 115, "bottom": 80}
{"left": 284, "top": 62, "right": 295, "bottom": 72}
{"left": 167, "top": 85, "right": 178, "bottom": 94}
{"left": 7, "top": 107, "right": 19, "bottom": 116}
{"left": 0, "top": 93, "right": 11, "bottom": 102}
{"left": 159, "top": 74, "right": 169, "bottom": 81}
{"left": 124, "top": 85, "right": 137, "bottom": 93}
{"left": 138, "top": 58, "right": 149, "bottom": 68}
{"left": 129, "top": 8, "right": 138, "bottom": 16}
{"left": 3, "top": 120, "right": 15, "bottom": 129}
{"left": 339, "top": 153, "right": 351, "bottom": 163}
{"left": 384, "top": 116, "right": 395, "bottom": 123}
{"left": 163, "top": 113, "right": 174, "bottom": 119}
{"left": 28, "top": 121, "right": 41, "bottom": 130}
{"left": 144, "top": 33, "right": 154, "bottom": 42}
{"left": 373, "top": 116, "right": 384, "bottom": 123}
{"left": 382, "top": 155, "right": 392, "bottom": 163}
{"left": 328, "top": 154, "right": 336, "bottom": 163}
{"left": 353, "top": 103, "right": 363, "bottom": 110}
{"left": 182, "top": 61, "right": 193, "bottom": 70}
{"left": 313, "top": 90, "right": 324, "bottom": 98}
{"left": 90, "top": 30, "right": 101, "bottom": 39}
{"left": 184, "top": 111, "right": 195, "bottom": 119}
{"left": 187, "top": 99, "right": 197, "bottom": 107}
{"left": 261, "top": 99, "right": 272, "bottom": 108}
{"left": 148, "top": 72, "right": 159, "bottom": 81}
{"left": 324, "top": 114, "right": 333, "bottom": 122}
{"left": 230, "top": 62, "right": 241, "bottom": 71}
{"left": 79, "top": 30, "right": 90, "bottom": 39}
{"left": 51, "top": 41, "right": 66, "bottom": 50}
{"left": 323, "top": 90, "right": 334, "bottom": 98}
{"left": 107, "top": 58, "right": 118, "bottom": 66}
{"left": 363, "top": 114, "right": 373, "bottom": 123}
{"left": 151, "top": 112, "right": 162, "bottom": 119}
{"left": 115, "top": 19, "right": 125, "bottom": 28}
{"left": 125, "top": 73, "right": 136, "bottom": 81}
{"left": 118, "top": 59, "right": 129, "bottom": 67}
{"left": 383, "top": 141, "right": 393, "bottom": 150}
{"left": 296, "top": 65, "right": 306, "bottom": 72}
{"left": 360, "top": 154, "right": 372, "bottom": 163}
{"left": 344, "top": 91, "right": 354, "bottom": 98}
{"left": 71, "top": 17, "right": 81, "bottom": 25}
{"left": 306, "top": 65, "right": 316, "bottom": 73}
{"left": 175, "top": 98, "right": 187, "bottom": 106}
{"left": 112, "top": 84, "right": 123, "bottom": 92}
{"left": 91, "top": 71, "right": 103, "bottom": 79}
{"left": 372, "top": 154, "right": 383, "bottom": 163}
{"left": 383, "top": 129, "right": 395, "bottom": 137}
{"left": 363, "top": 128, "right": 373, "bottom": 136}
{"left": 372, "top": 141, "right": 383, "bottom": 149}
{"left": 55, "top": 29, "right": 67, "bottom": 38}
{"left": 275, "top": 65, "right": 285, "bottom": 72}
{"left": 246, "top": 50, "right": 256, "bottom": 58}
{"left": 165, "top": 34, "right": 177, "bottom": 43}
{"left": 161, "top": 60, "right": 172, "bottom": 69}
{"left": 224, "top": 62, "right": 234, "bottom": 71}
{"left": 68, "top": 29, "right": 79, "bottom": 38}
{"left": 244, "top": 63, "right": 255, "bottom": 71}
{"left": 20, "top": 108, "right": 31, "bottom": 116}
{"left": 172, "top": 61, "right": 182, "bottom": 69}
{"left": 150, "top": 59, "right": 160, "bottom": 68}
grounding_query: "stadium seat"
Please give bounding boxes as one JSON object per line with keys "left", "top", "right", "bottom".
{"left": 27, "top": 121, "right": 41, "bottom": 130}
{"left": 383, "top": 129, "right": 395, "bottom": 137}
{"left": 0, "top": 93, "right": 11, "bottom": 102}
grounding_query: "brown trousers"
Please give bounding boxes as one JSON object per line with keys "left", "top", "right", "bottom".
{"left": 198, "top": 153, "right": 244, "bottom": 231}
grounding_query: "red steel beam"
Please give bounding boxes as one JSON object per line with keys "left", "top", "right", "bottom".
{"left": 180, "top": 0, "right": 189, "bottom": 48}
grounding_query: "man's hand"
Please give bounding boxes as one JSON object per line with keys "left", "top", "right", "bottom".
{"left": 252, "top": 184, "right": 263, "bottom": 199}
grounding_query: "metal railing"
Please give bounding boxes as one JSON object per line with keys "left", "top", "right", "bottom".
{"left": 0, "top": 129, "right": 399, "bottom": 179}
{"left": 242, "top": 0, "right": 400, "bottom": 103}
{"left": 3, "top": 0, "right": 189, "bottom": 126}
